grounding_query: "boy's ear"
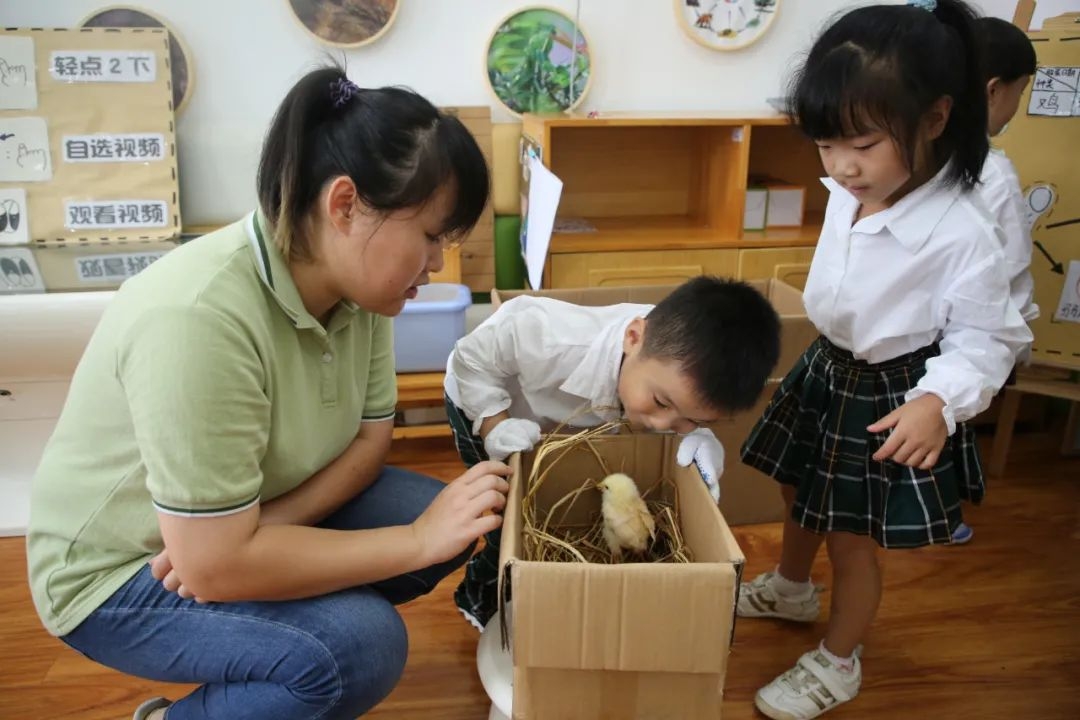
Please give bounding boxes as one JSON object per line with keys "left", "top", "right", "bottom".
{"left": 623, "top": 317, "right": 647, "bottom": 354}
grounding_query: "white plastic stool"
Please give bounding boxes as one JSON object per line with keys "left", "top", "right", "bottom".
{"left": 476, "top": 607, "right": 513, "bottom": 720}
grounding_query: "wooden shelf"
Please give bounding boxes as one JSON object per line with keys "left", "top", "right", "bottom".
{"left": 395, "top": 372, "right": 446, "bottom": 408}
{"left": 521, "top": 111, "right": 824, "bottom": 289}
{"left": 393, "top": 372, "right": 452, "bottom": 440}
{"left": 549, "top": 215, "right": 719, "bottom": 253}
{"left": 392, "top": 423, "right": 452, "bottom": 441}
{"left": 547, "top": 213, "right": 823, "bottom": 254}
{"left": 740, "top": 211, "right": 825, "bottom": 248}
{"left": 527, "top": 110, "right": 790, "bottom": 127}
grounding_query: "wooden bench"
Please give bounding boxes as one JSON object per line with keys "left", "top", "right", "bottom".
{"left": 393, "top": 371, "right": 452, "bottom": 440}
{"left": 989, "top": 366, "right": 1080, "bottom": 476}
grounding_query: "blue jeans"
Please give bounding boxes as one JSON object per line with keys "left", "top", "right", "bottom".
{"left": 62, "top": 467, "right": 472, "bottom": 720}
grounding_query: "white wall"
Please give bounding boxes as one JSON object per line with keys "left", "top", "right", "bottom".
{"left": 3, "top": 0, "right": 1047, "bottom": 226}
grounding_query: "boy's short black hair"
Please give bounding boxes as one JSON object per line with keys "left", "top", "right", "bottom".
{"left": 977, "top": 17, "right": 1037, "bottom": 83}
{"left": 642, "top": 276, "right": 781, "bottom": 412}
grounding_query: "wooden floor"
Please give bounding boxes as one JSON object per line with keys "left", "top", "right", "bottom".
{"left": 2, "top": 431, "right": 1078, "bottom": 720}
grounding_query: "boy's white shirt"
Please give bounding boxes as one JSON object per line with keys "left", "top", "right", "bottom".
{"left": 444, "top": 296, "right": 654, "bottom": 434}
{"left": 804, "top": 164, "right": 1033, "bottom": 434}
{"left": 978, "top": 147, "right": 1040, "bottom": 330}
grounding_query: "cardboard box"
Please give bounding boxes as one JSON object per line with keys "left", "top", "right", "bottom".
{"left": 499, "top": 432, "right": 745, "bottom": 719}
{"left": 705, "top": 381, "right": 785, "bottom": 525}
{"left": 490, "top": 280, "right": 816, "bottom": 526}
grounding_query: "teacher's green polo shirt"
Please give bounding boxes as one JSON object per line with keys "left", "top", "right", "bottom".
{"left": 28, "top": 212, "right": 397, "bottom": 636}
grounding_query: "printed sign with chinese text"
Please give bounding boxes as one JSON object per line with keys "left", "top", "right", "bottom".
{"left": 64, "top": 200, "right": 169, "bottom": 230}
{"left": 49, "top": 50, "right": 156, "bottom": 83}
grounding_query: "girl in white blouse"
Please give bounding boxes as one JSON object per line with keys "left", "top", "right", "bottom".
{"left": 737, "top": 2, "right": 1033, "bottom": 719}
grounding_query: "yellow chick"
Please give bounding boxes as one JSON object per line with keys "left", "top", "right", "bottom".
{"left": 596, "top": 473, "right": 656, "bottom": 561}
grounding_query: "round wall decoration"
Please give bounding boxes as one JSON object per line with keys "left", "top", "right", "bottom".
{"left": 486, "top": 7, "right": 592, "bottom": 116}
{"left": 675, "top": 0, "right": 780, "bottom": 51}
{"left": 286, "top": 0, "right": 399, "bottom": 48}
{"left": 80, "top": 5, "right": 195, "bottom": 113}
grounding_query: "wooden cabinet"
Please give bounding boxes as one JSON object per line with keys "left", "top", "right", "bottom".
{"left": 551, "top": 249, "right": 738, "bottom": 288}
{"left": 520, "top": 112, "right": 825, "bottom": 289}
{"left": 736, "top": 247, "right": 815, "bottom": 291}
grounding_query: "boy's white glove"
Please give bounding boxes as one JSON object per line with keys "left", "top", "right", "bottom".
{"left": 676, "top": 428, "right": 724, "bottom": 503}
{"left": 483, "top": 418, "right": 542, "bottom": 461}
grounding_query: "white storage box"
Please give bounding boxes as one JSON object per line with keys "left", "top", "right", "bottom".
{"left": 744, "top": 187, "right": 768, "bottom": 230}
{"left": 765, "top": 184, "right": 806, "bottom": 227}
{"left": 393, "top": 283, "right": 472, "bottom": 372}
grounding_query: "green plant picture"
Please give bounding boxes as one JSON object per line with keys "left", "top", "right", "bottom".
{"left": 486, "top": 8, "right": 591, "bottom": 116}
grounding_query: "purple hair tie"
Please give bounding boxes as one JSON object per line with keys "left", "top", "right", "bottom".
{"left": 330, "top": 77, "right": 360, "bottom": 109}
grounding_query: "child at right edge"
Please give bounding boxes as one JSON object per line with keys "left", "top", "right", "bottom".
{"left": 950, "top": 16, "right": 1041, "bottom": 545}
{"left": 736, "top": 2, "right": 1033, "bottom": 719}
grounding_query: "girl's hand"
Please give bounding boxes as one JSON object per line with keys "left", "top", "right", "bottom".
{"left": 867, "top": 394, "right": 948, "bottom": 470}
{"left": 411, "top": 460, "right": 511, "bottom": 566}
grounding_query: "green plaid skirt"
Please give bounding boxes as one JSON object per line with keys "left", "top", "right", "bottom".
{"left": 444, "top": 394, "right": 501, "bottom": 628}
{"left": 740, "top": 336, "right": 984, "bottom": 548}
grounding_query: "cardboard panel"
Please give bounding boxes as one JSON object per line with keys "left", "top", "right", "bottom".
{"left": 992, "top": 18, "right": 1080, "bottom": 370}
{"left": 31, "top": 238, "right": 177, "bottom": 291}
{"left": 515, "top": 667, "right": 723, "bottom": 719}
{"left": 0, "top": 29, "right": 180, "bottom": 246}
{"left": 706, "top": 381, "right": 787, "bottom": 525}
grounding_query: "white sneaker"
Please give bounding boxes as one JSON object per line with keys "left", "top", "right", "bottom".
{"left": 132, "top": 697, "right": 171, "bottom": 720}
{"left": 755, "top": 648, "right": 861, "bottom": 720}
{"left": 738, "top": 572, "right": 821, "bottom": 622}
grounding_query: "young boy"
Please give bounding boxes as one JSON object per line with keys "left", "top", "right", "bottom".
{"left": 443, "top": 275, "right": 782, "bottom": 629}
{"left": 952, "top": 17, "right": 1040, "bottom": 545}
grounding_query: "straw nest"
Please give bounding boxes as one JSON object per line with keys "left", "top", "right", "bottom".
{"left": 521, "top": 420, "right": 691, "bottom": 565}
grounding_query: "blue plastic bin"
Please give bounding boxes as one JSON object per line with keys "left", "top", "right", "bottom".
{"left": 392, "top": 283, "right": 473, "bottom": 372}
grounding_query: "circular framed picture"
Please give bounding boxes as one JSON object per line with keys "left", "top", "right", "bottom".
{"left": 286, "top": 0, "right": 399, "bottom": 48}
{"left": 675, "top": 0, "right": 780, "bottom": 51}
{"left": 486, "top": 7, "right": 592, "bottom": 117}
{"left": 80, "top": 5, "right": 194, "bottom": 114}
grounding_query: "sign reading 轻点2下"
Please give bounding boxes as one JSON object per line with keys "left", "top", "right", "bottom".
{"left": 49, "top": 50, "right": 156, "bottom": 83}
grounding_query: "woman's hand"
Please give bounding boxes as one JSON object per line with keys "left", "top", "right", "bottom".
{"left": 149, "top": 548, "right": 205, "bottom": 603}
{"left": 867, "top": 394, "right": 948, "bottom": 470}
{"left": 410, "top": 460, "right": 511, "bottom": 566}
